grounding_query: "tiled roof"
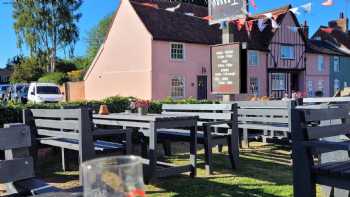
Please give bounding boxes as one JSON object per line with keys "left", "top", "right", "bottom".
{"left": 312, "top": 26, "right": 350, "bottom": 50}
{"left": 130, "top": 1, "right": 222, "bottom": 45}
{"left": 306, "top": 39, "right": 348, "bottom": 56}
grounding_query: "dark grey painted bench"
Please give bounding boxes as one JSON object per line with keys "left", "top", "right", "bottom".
{"left": 235, "top": 101, "right": 295, "bottom": 148}
{"left": 158, "top": 104, "right": 239, "bottom": 175}
{"left": 291, "top": 104, "right": 350, "bottom": 197}
{"left": 23, "top": 108, "right": 132, "bottom": 182}
{"left": 1, "top": 124, "right": 61, "bottom": 196}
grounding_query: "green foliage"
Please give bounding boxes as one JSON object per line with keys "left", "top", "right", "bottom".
{"left": 13, "top": 0, "right": 83, "bottom": 72}
{"left": 70, "top": 57, "right": 90, "bottom": 70}
{"left": 0, "top": 96, "right": 218, "bottom": 126}
{"left": 10, "top": 56, "right": 45, "bottom": 83}
{"left": 67, "top": 70, "right": 85, "bottom": 82}
{"left": 55, "top": 59, "right": 78, "bottom": 73}
{"left": 38, "top": 72, "right": 68, "bottom": 85}
{"left": 5, "top": 55, "right": 24, "bottom": 70}
{"left": 86, "top": 13, "right": 114, "bottom": 64}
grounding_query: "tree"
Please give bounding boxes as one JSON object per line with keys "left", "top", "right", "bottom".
{"left": 13, "top": 0, "right": 83, "bottom": 73}
{"left": 10, "top": 56, "right": 45, "bottom": 83}
{"left": 86, "top": 13, "right": 113, "bottom": 64}
{"left": 5, "top": 55, "right": 25, "bottom": 70}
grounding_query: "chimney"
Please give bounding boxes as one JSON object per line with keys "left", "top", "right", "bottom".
{"left": 301, "top": 20, "right": 309, "bottom": 38}
{"left": 328, "top": 12, "right": 349, "bottom": 32}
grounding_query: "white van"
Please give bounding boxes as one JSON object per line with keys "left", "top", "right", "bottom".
{"left": 28, "top": 83, "right": 64, "bottom": 103}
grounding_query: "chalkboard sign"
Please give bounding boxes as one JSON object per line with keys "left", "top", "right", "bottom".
{"left": 211, "top": 43, "right": 241, "bottom": 94}
{"left": 209, "top": 0, "right": 247, "bottom": 25}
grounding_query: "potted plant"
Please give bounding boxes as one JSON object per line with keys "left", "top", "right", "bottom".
{"left": 135, "top": 99, "right": 150, "bottom": 115}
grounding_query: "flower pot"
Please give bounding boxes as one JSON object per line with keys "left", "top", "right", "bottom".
{"left": 99, "top": 105, "right": 109, "bottom": 115}
{"left": 137, "top": 107, "right": 147, "bottom": 115}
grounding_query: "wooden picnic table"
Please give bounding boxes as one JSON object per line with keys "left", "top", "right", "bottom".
{"left": 93, "top": 113, "right": 198, "bottom": 182}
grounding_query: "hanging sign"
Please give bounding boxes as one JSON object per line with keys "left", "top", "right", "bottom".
{"left": 211, "top": 43, "right": 241, "bottom": 94}
{"left": 208, "top": 0, "right": 247, "bottom": 25}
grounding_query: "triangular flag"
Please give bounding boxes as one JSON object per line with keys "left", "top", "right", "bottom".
{"left": 219, "top": 21, "right": 227, "bottom": 29}
{"left": 202, "top": 16, "right": 213, "bottom": 21}
{"left": 300, "top": 2, "right": 312, "bottom": 13}
{"left": 264, "top": 13, "right": 273, "bottom": 19}
{"left": 287, "top": 26, "right": 299, "bottom": 33}
{"left": 250, "top": 0, "right": 257, "bottom": 9}
{"left": 165, "top": 3, "right": 181, "bottom": 12}
{"left": 141, "top": 3, "right": 159, "bottom": 9}
{"left": 258, "top": 18, "right": 267, "bottom": 32}
{"left": 321, "top": 27, "right": 334, "bottom": 33}
{"left": 271, "top": 19, "right": 279, "bottom": 29}
{"left": 236, "top": 19, "right": 246, "bottom": 31}
{"left": 289, "top": 7, "right": 300, "bottom": 15}
{"left": 322, "top": 0, "right": 333, "bottom": 6}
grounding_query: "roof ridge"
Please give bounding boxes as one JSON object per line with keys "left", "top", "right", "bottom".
{"left": 130, "top": 0, "right": 207, "bottom": 9}
{"left": 251, "top": 4, "right": 291, "bottom": 18}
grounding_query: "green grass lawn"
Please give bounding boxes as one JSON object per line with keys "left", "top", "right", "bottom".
{"left": 34, "top": 142, "right": 300, "bottom": 197}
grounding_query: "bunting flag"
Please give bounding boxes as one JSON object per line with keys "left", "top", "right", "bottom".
{"left": 264, "top": 13, "right": 273, "bottom": 19}
{"left": 247, "top": 20, "right": 254, "bottom": 32}
{"left": 289, "top": 7, "right": 301, "bottom": 15}
{"left": 219, "top": 21, "right": 227, "bottom": 29}
{"left": 271, "top": 19, "right": 279, "bottom": 29}
{"left": 321, "top": 27, "right": 334, "bottom": 33}
{"left": 165, "top": 3, "right": 181, "bottom": 12}
{"left": 250, "top": 0, "right": 257, "bottom": 9}
{"left": 287, "top": 26, "right": 299, "bottom": 33}
{"left": 322, "top": 0, "right": 333, "bottom": 6}
{"left": 258, "top": 18, "right": 267, "bottom": 32}
{"left": 202, "top": 16, "right": 213, "bottom": 21}
{"left": 300, "top": 2, "right": 312, "bottom": 13}
{"left": 236, "top": 19, "right": 246, "bottom": 31}
{"left": 141, "top": 3, "right": 159, "bottom": 9}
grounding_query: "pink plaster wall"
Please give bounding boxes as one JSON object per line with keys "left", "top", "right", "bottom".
{"left": 305, "top": 53, "right": 330, "bottom": 97}
{"left": 247, "top": 50, "right": 268, "bottom": 96}
{"left": 84, "top": 0, "right": 153, "bottom": 100}
{"left": 151, "top": 41, "right": 215, "bottom": 100}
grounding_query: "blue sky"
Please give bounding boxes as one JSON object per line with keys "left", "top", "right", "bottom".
{"left": 0, "top": 0, "right": 348, "bottom": 68}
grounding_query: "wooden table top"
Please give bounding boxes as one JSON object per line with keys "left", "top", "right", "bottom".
{"left": 93, "top": 113, "right": 197, "bottom": 122}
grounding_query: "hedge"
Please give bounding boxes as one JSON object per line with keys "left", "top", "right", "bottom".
{"left": 0, "top": 96, "right": 217, "bottom": 127}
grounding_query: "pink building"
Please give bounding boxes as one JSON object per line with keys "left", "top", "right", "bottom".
{"left": 84, "top": 0, "right": 221, "bottom": 100}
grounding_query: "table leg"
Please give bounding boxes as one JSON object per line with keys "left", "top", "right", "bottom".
{"left": 190, "top": 124, "right": 197, "bottom": 177}
{"left": 146, "top": 122, "right": 157, "bottom": 183}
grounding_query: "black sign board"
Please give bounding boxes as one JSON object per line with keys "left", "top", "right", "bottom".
{"left": 211, "top": 43, "right": 241, "bottom": 94}
{"left": 209, "top": 0, "right": 247, "bottom": 25}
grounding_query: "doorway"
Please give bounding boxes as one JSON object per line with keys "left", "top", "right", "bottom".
{"left": 197, "top": 75, "right": 207, "bottom": 100}
{"left": 291, "top": 73, "right": 299, "bottom": 92}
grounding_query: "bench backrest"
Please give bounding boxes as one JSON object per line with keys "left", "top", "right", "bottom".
{"left": 235, "top": 101, "right": 294, "bottom": 125}
{"left": 162, "top": 104, "right": 236, "bottom": 125}
{"left": 303, "top": 97, "right": 350, "bottom": 105}
{"left": 292, "top": 104, "right": 350, "bottom": 141}
{"left": 23, "top": 108, "right": 94, "bottom": 161}
{"left": 0, "top": 125, "right": 34, "bottom": 184}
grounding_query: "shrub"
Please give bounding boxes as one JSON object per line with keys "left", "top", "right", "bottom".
{"left": 38, "top": 72, "right": 68, "bottom": 85}
{"left": 67, "top": 70, "right": 85, "bottom": 82}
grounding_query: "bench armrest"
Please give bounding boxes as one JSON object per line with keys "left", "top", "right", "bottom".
{"left": 302, "top": 140, "right": 350, "bottom": 152}
{"left": 202, "top": 120, "right": 235, "bottom": 127}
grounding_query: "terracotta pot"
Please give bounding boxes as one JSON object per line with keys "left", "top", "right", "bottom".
{"left": 99, "top": 104, "right": 109, "bottom": 115}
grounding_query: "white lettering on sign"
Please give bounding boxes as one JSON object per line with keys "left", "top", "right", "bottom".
{"left": 213, "top": 0, "right": 239, "bottom": 7}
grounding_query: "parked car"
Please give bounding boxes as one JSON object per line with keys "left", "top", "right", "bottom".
{"left": 27, "top": 83, "right": 64, "bottom": 103}
{"left": 0, "top": 84, "right": 10, "bottom": 100}
{"left": 18, "top": 86, "right": 29, "bottom": 103}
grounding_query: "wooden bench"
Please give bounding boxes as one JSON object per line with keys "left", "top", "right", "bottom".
{"left": 158, "top": 104, "right": 239, "bottom": 175}
{"left": 235, "top": 101, "right": 295, "bottom": 148}
{"left": 23, "top": 108, "right": 132, "bottom": 181}
{"left": 291, "top": 104, "right": 350, "bottom": 197}
{"left": 0, "top": 124, "right": 61, "bottom": 196}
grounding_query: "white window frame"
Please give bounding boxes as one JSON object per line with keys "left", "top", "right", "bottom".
{"left": 307, "top": 80, "right": 313, "bottom": 97}
{"left": 334, "top": 79, "right": 341, "bottom": 91}
{"left": 249, "top": 77, "right": 259, "bottom": 96}
{"left": 317, "top": 80, "right": 325, "bottom": 93}
{"left": 248, "top": 51, "right": 259, "bottom": 66}
{"left": 171, "top": 76, "right": 185, "bottom": 99}
{"left": 317, "top": 55, "right": 325, "bottom": 72}
{"left": 271, "top": 73, "right": 287, "bottom": 91}
{"left": 344, "top": 81, "right": 348, "bottom": 88}
{"left": 333, "top": 56, "right": 340, "bottom": 72}
{"left": 170, "top": 42, "right": 185, "bottom": 61}
{"left": 280, "top": 45, "right": 295, "bottom": 60}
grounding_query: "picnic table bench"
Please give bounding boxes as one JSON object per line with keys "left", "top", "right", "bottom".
{"left": 0, "top": 124, "right": 61, "bottom": 196}
{"left": 291, "top": 104, "right": 350, "bottom": 197}
{"left": 235, "top": 101, "right": 295, "bottom": 148}
{"left": 23, "top": 108, "right": 132, "bottom": 182}
{"left": 158, "top": 104, "right": 239, "bottom": 175}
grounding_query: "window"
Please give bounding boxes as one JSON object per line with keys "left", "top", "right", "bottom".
{"left": 318, "top": 80, "right": 324, "bottom": 93}
{"left": 171, "top": 76, "right": 185, "bottom": 98}
{"left": 344, "top": 81, "right": 348, "bottom": 88}
{"left": 248, "top": 51, "right": 259, "bottom": 66}
{"left": 334, "top": 56, "right": 340, "bottom": 72}
{"left": 334, "top": 79, "right": 341, "bottom": 91}
{"left": 271, "top": 73, "right": 286, "bottom": 91}
{"left": 36, "top": 86, "right": 61, "bottom": 94}
{"left": 281, "top": 45, "right": 294, "bottom": 59}
{"left": 317, "top": 55, "right": 324, "bottom": 72}
{"left": 307, "top": 80, "right": 313, "bottom": 97}
{"left": 170, "top": 43, "right": 184, "bottom": 60}
{"left": 249, "top": 77, "right": 259, "bottom": 96}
